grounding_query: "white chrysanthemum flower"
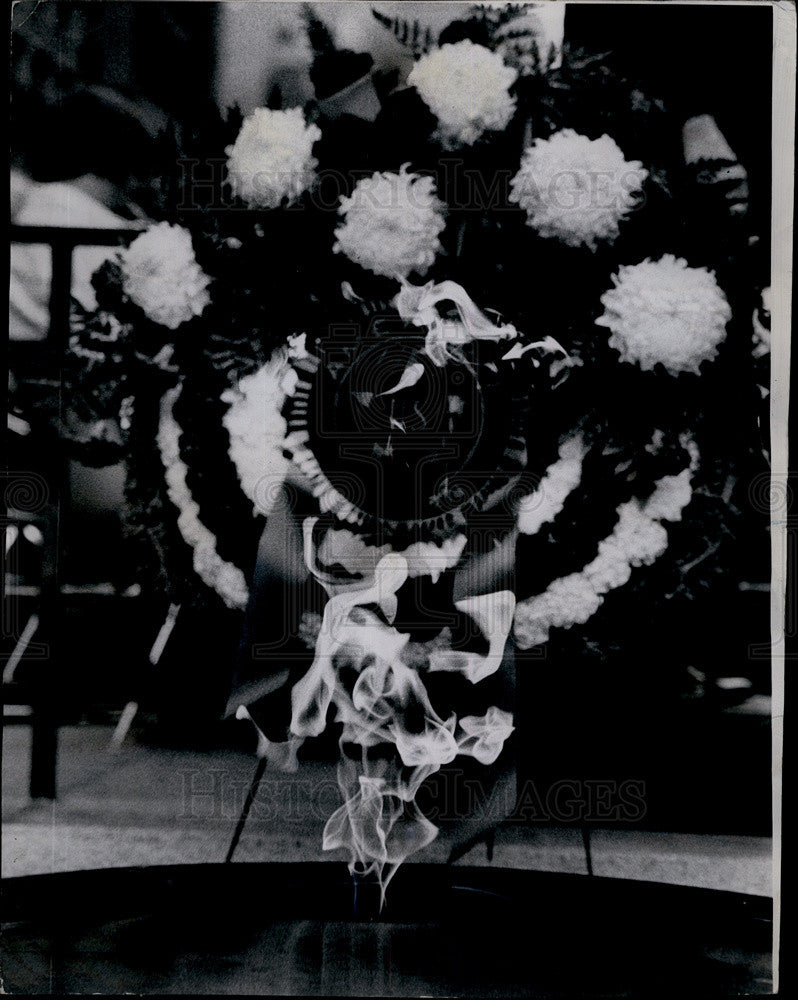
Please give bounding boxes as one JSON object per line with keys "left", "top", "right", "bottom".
{"left": 333, "top": 166, "right": 446, "bottom": 279}
{"left": 408, "top": 40, "right": 518, "bottom": 147}
{"left": 509, "top": 130, "right": 647, "bottom": 250}
{"left": 120, "top": 222, "right": 210, "bottom": 330}
{"left": 226, "top": 107, "right": 321, "bottom": 209}
{"left": 597, "top": 255, "right": 731, "bottom": 375}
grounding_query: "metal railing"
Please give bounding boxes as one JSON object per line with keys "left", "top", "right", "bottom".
{"left": 10, "top": 224, "right": 140, "bottom": 349}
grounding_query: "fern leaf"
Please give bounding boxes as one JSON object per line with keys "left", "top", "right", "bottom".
{"left": 371, "top": 8, "right": 435, "bottom": 55}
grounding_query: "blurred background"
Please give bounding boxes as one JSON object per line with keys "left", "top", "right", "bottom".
{"left": 6, "top": 2, "right": 773, "bottom": 891}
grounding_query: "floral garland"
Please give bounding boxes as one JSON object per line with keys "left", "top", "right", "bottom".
{"left": 151, "top": 355, "right": 296, "bottom": 608}
{"left": 514, "top": 437, "right": 700, "bottom": 648}
{"left": 516, "top": 431, "right": 587, "bottom": 536}
{"left": 220, "top": 353, "right": 290, "bottom": 517}
{"left": 156, "top": 385, "right": 250, "bottom": 610}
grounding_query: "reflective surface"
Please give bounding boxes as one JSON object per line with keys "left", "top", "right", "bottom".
{"left": 2, "top": 863, "right": 772, "bottom": 996}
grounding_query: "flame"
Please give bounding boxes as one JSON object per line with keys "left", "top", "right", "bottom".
{"left": 252, "top": 537, "right": 515, "bottom": 903}
{"left": 428, "top": 590, "right": 516, "bottom": 683}
{"left": 235, "top": 705, "right": 302, "bottom": 772}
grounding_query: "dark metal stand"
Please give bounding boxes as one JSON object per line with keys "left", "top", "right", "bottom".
{"left": 581, "top": 824, "right": 594, "bottom": 876}
{"left": 9, "top": 225, "right": 139, "bottom": 797}
{"left": 224, "top": 756, "right": 267, "bottom": 863}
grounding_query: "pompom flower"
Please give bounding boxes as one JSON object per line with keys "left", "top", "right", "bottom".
{"left": 408, "top": 40, "right": 518, "bottom": 147}
{"left": 120, "top": 222, "right": 210, "bottom": 330}
{"left": 225, "top": 107, "right": 321, "bottom": 209}
{"left": 596, "top": 255, "right": 731, "bottom": 375}
{"left": 509, "top": 129, "right": 647, "bottom": 250}
{"left": 333, "top": 166, "right": 446, "bottom": 279}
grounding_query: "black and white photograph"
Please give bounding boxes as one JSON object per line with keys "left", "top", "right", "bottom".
{"left": 5, "top": 1, "right": 793, "bottom": 995}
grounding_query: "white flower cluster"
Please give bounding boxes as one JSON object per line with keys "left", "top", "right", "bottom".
{"left": 221, "top": 354, "right": 289, "bottom": 518}
{"left": 157, "top": 386, "right": 249, "bottom": 610}
{"left": 514, "top": 573, "right": 602, "bottom": 650}
{"left": 408, "top": 40, "right": 518, "bottom": 147}
{"left": 514, "top": 445, "right": 698, "bottom": 649}
{"left": 583, "top": 504, "right": 668, "bottom": 593}
{"left": 516, "top": 432, "right": 586, "bottom": 535}
{"left": 596, "top": 255, "right": 731, "bottom": 375}
{"left": 120, "top": 223, "right": 210, "bottom": 330}
{"left": 333, "top": 166, "right": 446, "bottom": 279}
{"left": 509, "top": 130, "right": 647, "bottom": 250}
{"left": 225, "top": 107, "right": 321, "bottom": 209}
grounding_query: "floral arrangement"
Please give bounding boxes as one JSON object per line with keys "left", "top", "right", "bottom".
{"left": 514, "top": 436, "right": 698, "bottom": 647}
{"left": 65, "top": 2, "right": 767, "bottom": 900}
{"left": 516, "top": 432, "right": 586, "bottom": 535}
{"left": 157, "top": 385, "right": 250, "bottom": 610}
{"left": 220, "top": 354, "right": 289, "bottom": 516}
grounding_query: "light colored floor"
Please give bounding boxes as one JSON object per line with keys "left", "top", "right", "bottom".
{"left": 2, "top": 725, "right": 773, "bottom": 896}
